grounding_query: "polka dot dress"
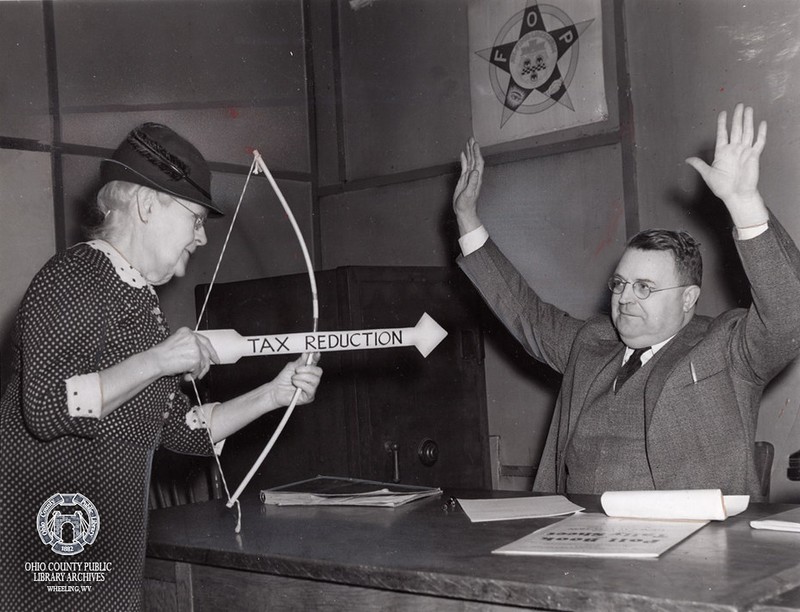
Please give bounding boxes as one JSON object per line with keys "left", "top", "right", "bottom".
{"left": 0, "top": 242, "right": 215, "bottom": 611}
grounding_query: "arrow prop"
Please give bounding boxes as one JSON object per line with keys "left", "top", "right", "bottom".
{"left": 199, "top": 313, "right": 447, "bottom": 363}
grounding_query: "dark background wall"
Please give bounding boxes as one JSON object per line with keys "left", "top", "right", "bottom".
{"left": 2, "top": 0, "right": 800, "bottom": 500}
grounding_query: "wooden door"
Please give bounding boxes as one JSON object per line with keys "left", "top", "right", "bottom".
{"left": 337, "top": 266, "right": 489, "bottom": 488}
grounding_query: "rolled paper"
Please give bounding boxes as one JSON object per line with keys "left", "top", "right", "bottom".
{"left": 600, "top": 489, "right": 750, "bottom": 521}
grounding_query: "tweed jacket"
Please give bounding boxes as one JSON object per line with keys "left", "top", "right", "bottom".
{"left": 457, "top": 214, "right": 800, "bottom": 498}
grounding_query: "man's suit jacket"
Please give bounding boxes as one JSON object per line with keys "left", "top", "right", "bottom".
{"left": 458, "top": 214, "right": 800, "bottom": 498}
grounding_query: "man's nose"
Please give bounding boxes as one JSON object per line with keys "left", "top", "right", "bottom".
{"left": 618, "top": 282, "right": 637, "bottom": 302}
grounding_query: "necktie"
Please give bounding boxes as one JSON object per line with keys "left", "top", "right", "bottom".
{"left": 615, "top": 347, "right": 649, "bottom": 393}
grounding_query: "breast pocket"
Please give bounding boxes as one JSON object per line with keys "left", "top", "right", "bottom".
{"left": 662, "top": 361, "right": 737, "bottom": 424}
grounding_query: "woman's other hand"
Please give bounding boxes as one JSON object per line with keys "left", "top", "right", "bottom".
{"left": 151, "top": 327, "right": 220, "bottom": 381}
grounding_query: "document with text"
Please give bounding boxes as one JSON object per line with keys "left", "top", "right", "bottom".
{"left": 493, "top": 512, "right": 707, "bottom": 558}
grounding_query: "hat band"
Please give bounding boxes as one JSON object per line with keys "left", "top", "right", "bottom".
{"left": 126, "top": 128, "right": 212, "bottom": 201}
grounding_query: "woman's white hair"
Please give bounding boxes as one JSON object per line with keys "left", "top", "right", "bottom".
{"left": 86, "top": 180, "right": 139, "bottom": 240}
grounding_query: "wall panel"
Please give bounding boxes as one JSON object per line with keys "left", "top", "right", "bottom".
{"left": 319, "top": 174, "right": 457, "bottom": 269}
{"left": 54, "top": 0, "right": 310, "bottom": 173}
{"left": 0, "top": 150, "right": 55, "bottom": 388}
{"left": 0, "top": 2, "right": 51, "bottom": 140}
{"left": 337, "top": 0, "right": 472, "bottom": 179}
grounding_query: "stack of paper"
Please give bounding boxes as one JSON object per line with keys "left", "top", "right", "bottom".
{"left": 457, "top": 495, "right": 584, "bottom": 522}
{"left": 260, "top": 476, "right": 441, "bottom": 508}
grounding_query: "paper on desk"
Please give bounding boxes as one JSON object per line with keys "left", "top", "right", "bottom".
{"left": 749, "top": 506, "right": 800, "bottom": 533}
{"left": 600, "top": 489, "right": 749, "bottom": 521}
{"left": 493, "top": 512, "right": 708, "bottom": 558}
{"left": 457, "top": 495, "right": 584, "bottom": 523}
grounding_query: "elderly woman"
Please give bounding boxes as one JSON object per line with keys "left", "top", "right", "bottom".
{"left": 0, "top": 123, "right": 322, "bottom": 611}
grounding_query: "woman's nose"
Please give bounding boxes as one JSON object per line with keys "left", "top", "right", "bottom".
{"left": 195, "top": 225, "right": 208, "bottom": 246}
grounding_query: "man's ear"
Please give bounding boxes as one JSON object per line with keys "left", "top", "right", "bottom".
{"left": 682, "top": 285, "right": 701, "bottom": 312}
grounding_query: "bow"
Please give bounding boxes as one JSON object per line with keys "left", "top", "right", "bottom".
{"left": 191, "top": 150, "right": 318, "bottom": 531}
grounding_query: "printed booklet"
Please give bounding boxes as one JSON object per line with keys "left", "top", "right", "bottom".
{"left": 493, "top": 512, "right": 707, "bottom": 558}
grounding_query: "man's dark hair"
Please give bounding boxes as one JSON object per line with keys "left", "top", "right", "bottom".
{"left": 627, "top": 229, "right": 703, "bottom": 287}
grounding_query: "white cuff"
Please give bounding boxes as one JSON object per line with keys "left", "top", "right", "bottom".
{"left": 185, "top": 403, "right": 225, "bottom": 455}
{"left": 65, "top": 373, "right": 102, "bottom": 419}
{"left": 459, "top": 225, "right": 489, "bottom": 256}
{"left": 735, "top": 222, "right": 768, "bottom": 240}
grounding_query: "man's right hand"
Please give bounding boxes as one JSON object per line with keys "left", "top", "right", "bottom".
{"left": 453, "top": 137, "right": 485, "bottom": 236}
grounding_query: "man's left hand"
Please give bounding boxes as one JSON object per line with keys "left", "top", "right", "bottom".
{"left": 686, "top": 103, "right": 769, "bottom": 228}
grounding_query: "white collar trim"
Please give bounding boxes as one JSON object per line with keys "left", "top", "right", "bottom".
{"left": 85, "top": 240, "right": 149, "bottom": 289}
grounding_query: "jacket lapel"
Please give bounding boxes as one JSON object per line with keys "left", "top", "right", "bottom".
{"left": 566, "top": 338, "right": 623, "bottom": 437}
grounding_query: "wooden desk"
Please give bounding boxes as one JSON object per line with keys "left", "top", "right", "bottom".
{"left": 145, "top": 491, "right": 800, "bottom": 611}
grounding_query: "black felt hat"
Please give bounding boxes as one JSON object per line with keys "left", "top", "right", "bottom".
{"left": 100, "top": 123, "right": 223, "bottom": 215}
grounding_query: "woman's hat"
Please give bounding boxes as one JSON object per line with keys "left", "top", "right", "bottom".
{"left": 100, "top": 123, "right": 223, "bottom": 215}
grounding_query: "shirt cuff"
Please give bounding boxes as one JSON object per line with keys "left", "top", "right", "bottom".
{"left": 185, "top": 403, "right": 225, "bottom": 455}
{"left": 735, "top": 221, "right": 769, "bottom": 240}
{"left": 459, "top": 225, "right": 490, "bottom": 256}
{"left": 65, "top": 373, "right": 102, "bottom": 419}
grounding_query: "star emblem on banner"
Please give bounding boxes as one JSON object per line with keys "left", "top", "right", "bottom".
{"left": 475, "top": 1, "right": 594, "bottom": 127}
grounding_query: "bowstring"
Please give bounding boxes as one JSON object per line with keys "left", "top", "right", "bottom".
{"left": 189, "top": 156, "right": 257, "bottom": 534}
{"left": 195, "top": 156, "right": 258, "bottom": 326}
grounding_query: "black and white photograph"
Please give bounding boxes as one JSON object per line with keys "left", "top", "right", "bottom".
{"left": 3, "top": 0, "right": 800, "bottom": 610}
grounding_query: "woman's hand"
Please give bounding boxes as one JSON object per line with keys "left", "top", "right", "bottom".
{"left": 150, "top": 327, "right": 220, "bottom": 381}
{"left": 270, "top": 353, "right": 322, "bottom": 406}
{"left": 205, "top": 353, "right": 322, "bottom": 442}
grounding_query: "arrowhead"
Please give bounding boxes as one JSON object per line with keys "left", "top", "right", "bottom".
{"left": 413, "top": 313, "right": 448, "bottom": 358}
